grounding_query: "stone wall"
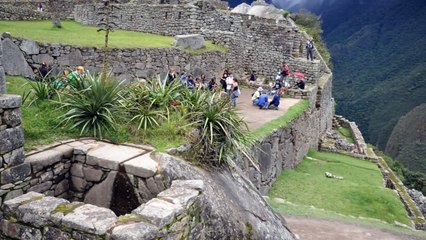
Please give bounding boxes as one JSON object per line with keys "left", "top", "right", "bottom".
{"left": 74, "top": 3, "right": 329, "bottom": 81}
{"left": 333, "top": 115, "right": 368, "bottom": 155}
{"left": 0, "top": 37, "right": 5, "bottom": 93}
{"left": 4, "top": 36, "right": 226, "bottom": 81}
{"left": 235, "top": 73, "right": 334, "bottom": 194}
{"left": 1, "top": 180, "right": 205, "bottom": 239}
{"left": 0, "top": 0, "right": 92, "bottom": 21}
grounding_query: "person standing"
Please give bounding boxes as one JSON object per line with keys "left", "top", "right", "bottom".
{"left": 231, "top": 79, "right": 239, "bottom": 107}
{"left": 225, "top": 73, "right": 234, "bottom": 95}
{"left": 306, "top": 39, "right": 314, "bottom": 61}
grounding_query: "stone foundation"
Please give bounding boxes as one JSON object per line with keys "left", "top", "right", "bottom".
{"left": 1, "top": 179, "right": 204, "bottom": 239}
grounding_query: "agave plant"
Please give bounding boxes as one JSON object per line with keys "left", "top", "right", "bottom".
{"left": 59, "top": 73, "right": 123, "bottom": 138}
{"left": 129, "top": 104, "right": 167, "bottom": 131}
{"left": 189, "top": 93, "right": 254, "bottom": 166}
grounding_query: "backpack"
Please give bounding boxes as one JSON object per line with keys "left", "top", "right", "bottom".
{"left": 285, "top": 66, "right": 290, "bottom": 76}
{"left": 307, "top": 41, "right": 313, "bottom": 49}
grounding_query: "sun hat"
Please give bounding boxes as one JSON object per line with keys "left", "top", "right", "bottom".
{"left": 257, "top": 87, "right": 264, "bottom": 92}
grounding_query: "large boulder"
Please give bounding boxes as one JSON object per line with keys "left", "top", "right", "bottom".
{"left": 57, "top": 49, "right": 83, "bottom": 67}
{"left": 157, "top": 153, "right": 296, "bottom": 240}
{"left": 20, "top": 40, "right": 39, "bottom": 55}
{"left": 231, "top": 3, "right": 251, "bottom": 14}
{"left": 173, "top": 34, "right": 205, "bottom": 50}
{"left": 2, "top": 38, "right": 33, "bottom": 76}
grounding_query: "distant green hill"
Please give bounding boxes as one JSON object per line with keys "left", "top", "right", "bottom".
{"left": 385, "top": 103, "right": 426, "bottom": 174}
{"left": 325, "top": 0, "right": 426, "bottom": 150}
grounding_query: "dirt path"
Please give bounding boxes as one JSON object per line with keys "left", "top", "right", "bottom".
{"left": 284, "top": 215, "right": 426, "bottom": 240}
{"left": 235, "top": 88, "right": 301, "bottom": 130}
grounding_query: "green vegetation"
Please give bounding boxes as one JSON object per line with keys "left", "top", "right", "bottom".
{"left": 250, "top": 100, "right": 309, "bottom": 139}
{"left": 326, "top": 0, "right": 426, "bottom": 151}
{"left": 0, "top": 20, "right": 226, "bottom": 53}
{"left": 269, "top": 150, "right": 411, "bottom": 225}
{"left": 337, "top": 127, "right": 354, "bottom": 144}
{"left": 51, "top": 203, "right": 82, "bottom": 215}
{"left": 291, "top": 10, "right": 332, "bottom": 67}
{"left": 6, "top": 76, "right": 81, "bottom": 151}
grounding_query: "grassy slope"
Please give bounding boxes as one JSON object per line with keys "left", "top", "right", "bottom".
{"left": 269, "top": 150, "right": 411, "bottom": 225}
{"left": 0, "top": 20, "right": 226, "bottom": 53}
{"left": 337, "top": 127, "right": 354, "bottom": 144}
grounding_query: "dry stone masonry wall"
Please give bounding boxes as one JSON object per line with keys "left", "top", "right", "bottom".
{"left": 3, "top": 35, "right": 226, "bottom": 82}
{"left": 1, "top": 180, "right": 205, "bottom": 239}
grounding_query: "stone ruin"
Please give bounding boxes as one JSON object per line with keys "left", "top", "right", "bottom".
{"left": 0, "top": 138, "right": 207, "bottom": 239}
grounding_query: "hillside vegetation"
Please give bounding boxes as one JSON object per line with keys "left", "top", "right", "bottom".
{"left": 385, "top": 103, "right": 426, "bottom": 174}
{"left": 269, "top": 150, "right": 411, "bottom": 225}
{"left": 325, "top": 0, "right": 426, "bottom": 151}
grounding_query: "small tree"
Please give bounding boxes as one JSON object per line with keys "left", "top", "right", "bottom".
{"left": 97, "top": 0, "right": 120, "bottom": 83}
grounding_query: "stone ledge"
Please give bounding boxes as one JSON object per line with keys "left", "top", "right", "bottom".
{"left": 86, "top": 143, "right": 146, "bottom": 170}
{"left": 0, "top": 94, "right": 21, "bottom": 109}
{"left": 123, "top": 153, "right": 158, "bottom": 178}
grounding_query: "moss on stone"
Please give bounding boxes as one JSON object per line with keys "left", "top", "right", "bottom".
{"left": 20, "top": 196, "right": 44, "bottom": 206}
{"left": 51, "top": 203, "right": 81, "bottom": 215}
{"left": 117, "top": 213, "right": 144, "bottom": 224}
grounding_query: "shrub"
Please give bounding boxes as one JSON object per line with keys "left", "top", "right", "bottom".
{"left": 59, "top": 73, "right": 123, "bottom": 138}
{"left": 188, "top": 93, "right": 254, "bottom": 166}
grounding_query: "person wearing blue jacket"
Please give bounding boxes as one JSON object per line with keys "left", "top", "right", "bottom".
{"left": 257, "top": 92, "right": 269, "bottom": 109}
{"left": 268, "top": 92, "right": 280, "bottom": 110}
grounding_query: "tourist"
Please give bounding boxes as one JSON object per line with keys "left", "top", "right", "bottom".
{"left": 225, "top": 73, "right": 234, "bottom": 94}
{"left": 249, "top": 70, "right": 257, "bottom": 81}
{"left": 280, "top": 63, "right": 290, "bottom": 84}
{"left": 68, "top": 66, "right": 85, "bottom": 89}
{"left": 38, "top": 62, "right": 50, "bottom": 79}
{"left": 257, "top": 92, "right": 269, "bottom": 109}
{"left": 220, "top": 73, "right": 227, "bottom": 92}
{"left": 296, "top": 79, "right": 306, "bottom": 89}
{"left": 268, "top": 91, "right": 280, "bottom": 110}
{"left": 270, "top": 79, "right": 282, "bottom": 95}
{"left": 231, "top": 79, "right": 240, "bottom": 107}
{"left": 186, "top": 75, "right": 195, "bottom": 89}
{"left": 251, "top": 87, "right": 263, "bottom": 105}
{"left": 208, "top": 78, "right": 216, "bottom": 92}
{"left": 306, "top": 39, "right": 314, "bottom": 61}
{"left": 200, "top": 74, "right": 207, "bottom": 84}
{"left": 165, "top": 67, "right": 177, "bottom": 85}
{"left": 195, "top": 78, "right": 204, "bottom": 90}
{"left": 180, "top": 70, "right": 188, "bottom": 84}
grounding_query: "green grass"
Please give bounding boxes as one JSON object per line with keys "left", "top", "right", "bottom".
{"left": 6, "top": 76, "right": 187, "bottom": 152}
{"left": 0, "top": 20, "right": 226, "bottom": 53}
{"left": 337, "top": 127, "right": 355, "bottom": 144}
{"left": 268, "top": 150, "right": 412, "bottom": 225}
{"left": 6, "top": 76, "right": 81, "bottom": 151}
{"left": 250, "top": 100, "right": 309, "bottom": 139}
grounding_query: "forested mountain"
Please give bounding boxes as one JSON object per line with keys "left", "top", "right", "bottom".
{"left": 230, "top": 0, "right": 426, "bottom": 159}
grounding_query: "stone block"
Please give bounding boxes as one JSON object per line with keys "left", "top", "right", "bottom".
{"left": 28, "top": 181, "right": 52, "bottom": 193}
{"left": 137, "top": 178, "right": 154, "bottom": 201}
{"left": 57, "top": 49, "right": 83, "bottom": 66}
{"left": 4, "top": 189, "right": 24, "bottom": 201}
{"left": 133, "top": 198, "right": 183, "bottom": 227}
{"left": 0, "top": 95, "right": 22, "bottom": 109}
{"left": 157, "top": 187, "right": 199, "bottom": 208}
{"left": 20, "top": 40, "right": 40, "bottom": 55}
{"left": 171, "top": 180, "right": 205, "bottom": 192}
{"left": 173, "top": 34, "right": 205, "bottom": 50}
{"left": 111, "top": 222, "right": 160, "bottom": 240}
{"left": 26, "top": 149, "right": 63, "bottom": 173}
{"left": 145, "top": 177, "right": 159, "bottom": 195}
{"left": 0, "top": 126, "right": 24, "bottom": 154}
{"left": 2, "top": 147, "right": 25, "bottom": 167}
{"left": 32, "top": 53, "right": 54, "bottom": 65}
{"left": 86, "top": 143, "right": 145, "bottom": 170}
{"left": 0, "top": 220, "right": 42, "bottom": 240}
{"left": 70, "top": 163, "right": 84, "bottom": 178}
{"left": 40, "top": 170, "right": 53, "bottom": 182}
{"left": 2, "top": 38, "right": 33, "bottom": 76}
{"left": 54, "top": 179, "right": 69, "bottom": 196}
{"left": 71, "top": 176, "right": 87, "bottom": 192}
{"left": 123, "top": 153, "right": 157, "bottom": 178}
{"left": 83, "top": 167, "right": 104, "bottom": 182}
{"left": 52, "top": 144, "right": 74, "bottom": 158}
{"left": 3, "top": 191, "right": 44, "bottom": 218}
{"left": 84, "top": 171, "right": 117, "bottom": 208}
{"left": 43, "top": 227, "right": 72, "bottom": 240}
{"left": 62, "top": 204, "right": 117, "bottom": 235}
{"left": 3, "top": 108, "right": 22, "bottom": 127}
{"left": 17, "top": 196, "right": 69, "bottom": 227}
{"left": 1, "top": 162, "right": 31, "bottom": 184}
